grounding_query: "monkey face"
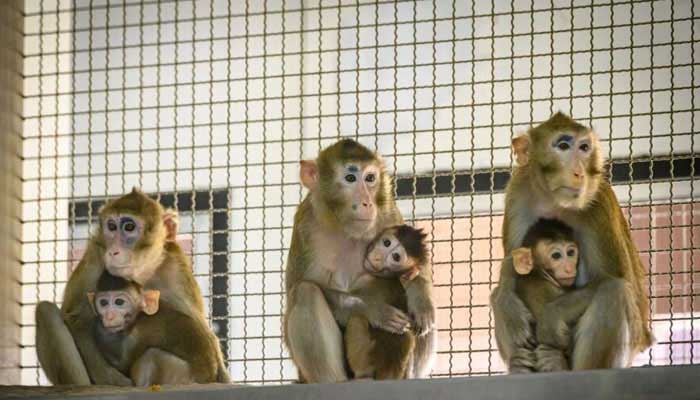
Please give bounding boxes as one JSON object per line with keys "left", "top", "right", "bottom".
{"left": 364, "top": 232, "right": 414, "bottom": 278}
{"left": 544, "top": 132, "right": 598, "bottom": 208}
{"left": 515, "top": 113, "right": 604, "bottom": 210}
{"left": 333, "top": 162, "right": 380, "bottom": 237}
{"left": 94, "top": 290, "right": 139, "bottom": 333}
{"left": 101, "top": 214, "right": 146, "bottom": 277}
{"left": 536, "top": 240, "right": 578, "bottom": 287}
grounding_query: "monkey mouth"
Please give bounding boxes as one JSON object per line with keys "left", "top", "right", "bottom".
{"left": 107, "top": 264, "right": 131, "bottom": 271}
{"left": 363, "top": 257, "right": 379, "bottom": 272}
{"left": 558, "top": 186, "right": 583, "bottom": 198}
{"left": 558, "top": 277, "right": 576, "bottom": 286}
{"left": 102, "top": 323, "right": 125, "bottom": 333}
{"left": 363, "top": 257, "right": 388, "bottom": 275}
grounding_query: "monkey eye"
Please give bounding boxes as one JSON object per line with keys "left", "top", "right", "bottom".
{"left": 383, "top": 238, "right": 391, "bottom": 247}
{"left": 107, "top": 221, "right": 118, "bottom": 231}
{"left": 99, "top": 299, "right": 109, "bottom": 307}
{"left": 579, "top": 143, "right": 590, "bottom": 152}
{"left": 344, "top": 174, "right": 356, "bottom": 183}
{"left": 551, "top": 252, "right": 562, "bottom": 260}
{"left": 567, "top": 249, "right": 576, "bottom": 257}
{"left": 123, "top": 222, "right": 136, "bottom": 232}
{"left": 392, "top": 253, "right": 401, "bottom": 262}
{"left": 115, "top": 298, "right": 125, "bottom": 306}
{"left": 365, "top": 173, "right": 376, "bottom": 183}
{"left": 557, "top": 142, "right": 570, "bottom": 151}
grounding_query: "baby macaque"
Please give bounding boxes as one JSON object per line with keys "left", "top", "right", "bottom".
{"left": 513, "top": 218, "right": 588, "bottom": 372}
{"left": 89, "top": 272, "right": 221, "bottom": 385}
{"left": 344, "top": 224, "right": 430, "bottom": 379}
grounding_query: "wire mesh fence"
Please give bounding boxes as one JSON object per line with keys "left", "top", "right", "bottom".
{"left": 18, "top": 0, "right": 700, "bottom": 385}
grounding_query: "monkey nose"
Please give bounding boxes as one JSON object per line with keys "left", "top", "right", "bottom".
{"left": 110, "top": 250, "right": 120, "bottom": 256}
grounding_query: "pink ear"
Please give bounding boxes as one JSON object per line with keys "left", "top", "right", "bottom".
{"left": 163, "top": 209, "right": 179, "bottom": 242}
{"left": 512, "top": 247, "right": 534, "bottom": 275}
{"left": 512, "top": 134, "right": 530, "bottom": 166}
{"left": 300, "top": 160, "right": 319, "bottom": 190}
{"left": 142, "top": 290, "right": 160, "bottom": 316}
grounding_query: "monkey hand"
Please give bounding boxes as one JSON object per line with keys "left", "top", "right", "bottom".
{"left": 367, "top": 303, "right": 412, "bottom": 334}
{"left": 534, "top": 344, "right": 569, "bottom": 372}
{"left": 399, "top": 267, "right": 420, "bottom": 285}
{"left": 536, "top": 312, "right": 570, "bottom": 350}
{"left": 407, "top": 295, "right": 435, "bottom": 336}
{"left": 91, "top": 367, "right": 134, "bottom": 386}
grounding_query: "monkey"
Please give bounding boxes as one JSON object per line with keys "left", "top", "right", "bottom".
{"left": 89, "top": 272, "right": 223, "bottom": 385}
{"left": 344, "top": 224, "right": 429, "bottom": 380}
{"left": 283, "top": 139, "right": 437, "bottom": 383}
{"left": 490, "top": 112, "right": 653, "bottom": 374}
{"left": 35, "top": 188, "right": 231, "bottom": 385}
{"left": 512, "top": 218, "right": 591, "bottom": 371}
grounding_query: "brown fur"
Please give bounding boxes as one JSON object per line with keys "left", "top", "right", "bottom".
{"left": 345, "top": 277, "right": 417, "bottom": 379}
{"left": 95, "top": 273, "right": 220, "bottom": 386}
{"left": 491, "top": 112, "right": 652, "bottom": 373}
{"left": 36, "top": 189, "right": 230, "bottom": 385}
{"left": 283, "top": 139, "right": 436, "bottom": 383}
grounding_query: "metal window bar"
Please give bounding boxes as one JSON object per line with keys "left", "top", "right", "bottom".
{"left": 17, "top": 0, "right": 700, "bottom": 385}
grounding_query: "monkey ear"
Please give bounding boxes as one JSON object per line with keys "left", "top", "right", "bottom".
{"left": 86, "top": 292, "right": 97, "bottom": 315}
{"left": 299, "top": 160, "right": 319, "bottom": 191}
{"left": 142, "top": 290, "right": 160, "bottom": 315}
{"left": 163, "top": 209, "right": 179, "bottom": 242}
{"left": 511, "top": 134, "right": 530, "bottom": 166}
{"left": 512, "top": 247, "right": 534, "bottom": 275}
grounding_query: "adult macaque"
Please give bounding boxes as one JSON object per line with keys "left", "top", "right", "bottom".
{"left": 345, "top": 224, "right": 430, "bottom": 380}
{"left": 35, "top": 188, "right": 230, "bottom": 385}
{"left": 90, "top": 272, "right": 222, "bottom": 385}
{"left": 513, "top": 218, "right": 587, "bottom": 371}
{"left": 284, "top": 139, "right": 436, "bottom": 383}
{"left": 490, "top": 112, "right": 653, "bottom": 373}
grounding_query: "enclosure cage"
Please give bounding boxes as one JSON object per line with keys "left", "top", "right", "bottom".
{"left": 1, "top": 0, "right": 698, "bottom": 386}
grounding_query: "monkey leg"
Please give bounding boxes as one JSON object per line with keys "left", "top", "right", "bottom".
{"left": 131, "top": 348, "right": 193, "bottom": 386}
{"left": 571, "top": 279, "right": 633, "bottom": 369}
{"left": 409, "top": 327, "right": 437, "bottom": 378}
{"left": 286, "top": 281, "right": 347, "bottom": 383}
{"left": 372, "top": 329, "right": 415, "bottom": 380}
{"left": 345, "top": 315, "right": 375, "bottom": 379}
{"left": 35, "top": 301, "right": 91, "bottom": 385}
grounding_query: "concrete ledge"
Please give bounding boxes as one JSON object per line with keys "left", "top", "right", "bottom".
{"left": 2, "top": 365, "right": 699, "bottom": 400}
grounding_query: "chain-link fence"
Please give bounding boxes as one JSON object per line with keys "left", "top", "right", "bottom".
{"left": 18, "top": 0, "right": 699, "bottom": 385}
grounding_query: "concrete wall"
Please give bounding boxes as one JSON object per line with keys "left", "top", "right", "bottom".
{"left": 0, "top": 0, "right": 23, "bottom": 385}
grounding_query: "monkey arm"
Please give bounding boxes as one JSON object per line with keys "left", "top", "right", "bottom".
{"left": 402, "top": 267, "right": 435, "bottom": 336}
{"left": 491, "top": 256, "right": 537, "bottom": 357}
{"left": 535, "top": 285, "right": 597, "bottom": 350}
{"left": 323, "top": 286, "right": 412, "bottom": 335}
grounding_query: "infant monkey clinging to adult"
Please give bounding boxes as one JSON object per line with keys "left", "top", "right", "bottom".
{"left": 89, "top": 271, "right": 222, "bottom": 385}
{"left": 512, "top": 218, "right": 590, "bottom": 372}
{"left": 344, "top": 224, "right": 431, "bottom": 379}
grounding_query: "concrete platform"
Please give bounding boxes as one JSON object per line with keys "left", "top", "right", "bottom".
{"left": 2, "top": 365, "right": 698, "bottom": 400}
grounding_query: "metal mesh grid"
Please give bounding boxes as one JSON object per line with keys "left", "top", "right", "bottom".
{"left": 18, "top": 0, "right": 700, "bottom": 385}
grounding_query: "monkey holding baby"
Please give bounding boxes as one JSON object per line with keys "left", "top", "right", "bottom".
{"left": 35, "top": 189, "right": 230, "bottom": 385}
{"left": 284, "top": 139, "right": 437, "bottom": 383}
{"left": 491, "top": 112, "right": 653, "bottom": 373}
